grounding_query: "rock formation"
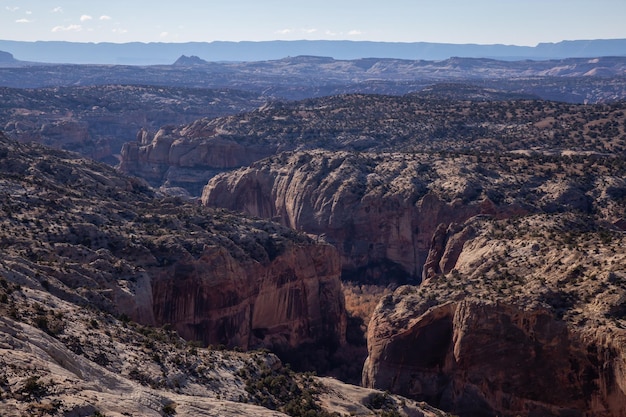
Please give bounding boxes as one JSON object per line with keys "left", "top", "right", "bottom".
{"left": 362, "top": 214, "right": 626, "bottom": 417}
{"left": 202, "top": 149, "right": 625, "bottom": 283}
{"left": 151, "top": 242, "right": 346, "bottom": 350}
{"left": 202, "top": 151, "right": 484, "bottom": 282}
{"left": 120, "top": 123, "right": 277, "bottom": 195}
{"left": 0, "top": 85, "right": 263, "bottom": 165}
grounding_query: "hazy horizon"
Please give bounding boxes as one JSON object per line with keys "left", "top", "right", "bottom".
{"left": 2, "top": 0, "right": 626, "bottom": 47}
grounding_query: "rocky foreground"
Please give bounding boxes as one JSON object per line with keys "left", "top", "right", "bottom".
{"left": 0, "top": 132, "right": 445, "bottom": 416}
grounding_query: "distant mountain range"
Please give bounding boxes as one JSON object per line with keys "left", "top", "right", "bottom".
{"left": 1, "top": 38, "right": 626, "bottom": 65}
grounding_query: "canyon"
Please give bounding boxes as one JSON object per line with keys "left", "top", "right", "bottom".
{"left": 201, "top": 149, "right": 626, "bottom": 415}
{"left": 189, "top": 96, "right": 626, "bottom": 416}
{"left": 0, "top": 132, "right": 384, "bottom": 416}
{"left": 2, "top": 52, "right": 626, "bottom": 416}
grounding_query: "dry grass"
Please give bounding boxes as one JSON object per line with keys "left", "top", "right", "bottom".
{"left": 343, "top": 282, "right": 394, "bottom": 326}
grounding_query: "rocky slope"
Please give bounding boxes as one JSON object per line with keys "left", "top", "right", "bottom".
{"left": 362, "top": 213, "right": 626, "bottom": 417}
{"left": 0, "top": 275, "right": 434, "bottom": 417}
{"left": 0, "top": 131, "right": 347, "bottom": 356}
{"left": 202, "top": 149, "right": 626, "bottom": 284}
{"left": 123, "top": 94, "right": 626, "bottom": 196}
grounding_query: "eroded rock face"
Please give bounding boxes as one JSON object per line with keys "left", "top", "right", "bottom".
{"left": 364, "top": 300, "right": 626, "bottom": 417}
{"left": 151, "top": 243, "right": 347, "bottom": 351}
{"left": 202, "top": 151, "right": 528, "bottom": 283}
{"left": 120, "top": 125, "right": 275, "bottom": 195}
{"left": 362, "top": 214, "right": 626, "bottom": 417}
{"left": 203, "top": 149, "right": 626, "bottom": 286}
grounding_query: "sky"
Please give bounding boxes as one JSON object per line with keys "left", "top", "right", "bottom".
{"left": 2, "top": 0, "right": 626, "bottom": 46}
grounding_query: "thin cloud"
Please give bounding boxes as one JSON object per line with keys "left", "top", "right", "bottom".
{"left": 26, "top": 11, "right": 32, "bottom": 15}
{"left": 52, "top": 24, "right": 82, "bottom": 32}
{"left": 51, "top": 7, "right": 63, "bottom": 13}
{"left": 6, "top": 6, "right": 19, "bottom": 12}
{"left": 16, "top": 19, "right": 32, "bottom": 24}
{"left": 275, "top": 29, "right": 293, "bottom": 35}
{"left": 80, "top": 15, "right": 93, "bottom": 22}
{"left": 348, "top": 30, "right": 363, "bottom": 36}
{"left": 160, "top": 32, "right": 169, "bottom": 38}
{"left": 100, "top": 15, "right": 112, "bottom": 21}
{"left": 112, "top": 28, "right": 128, "bottom": 34}
{"left": 302, "top": 28, "right": 318, "bottom": 34}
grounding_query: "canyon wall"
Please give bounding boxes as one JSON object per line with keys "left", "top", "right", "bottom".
{"left": 362, "top": 213, "right": 626, "bottom": 417}
{"left": 202, "top": 151, "right": 531, "bottom": 283}
{"left": 120, "top": 125, "right": 276, "bottom": 195}
{"left": 150, "top": 242, "right": 347, "bottom": 351}
{"left": 0, "top": 132, "right": 347, "bottom": 357}
{"left": 363, "top": 298, "right": 626, "bottom": 417}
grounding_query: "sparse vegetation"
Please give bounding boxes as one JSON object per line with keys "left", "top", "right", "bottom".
{"left": 2, "top": 76, "right": 626, "bottom": 417}
{"left": 242, "top": 361, "right": 339, "bottom": 417}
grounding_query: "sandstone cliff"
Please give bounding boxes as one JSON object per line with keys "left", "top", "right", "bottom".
{"left": 362, "top": 214, "right": 626, "bottom": 417}
{"left": 202, "top": 150, "right": 625, "bottom": 283}
{"left": 120, "top": 123, "right": 277, "bottom": 195}
{"left": 151, "top": 241, "right": 346, "bottom": 350}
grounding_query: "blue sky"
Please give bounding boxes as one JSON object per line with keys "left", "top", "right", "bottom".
{"left": 2, "top": 0, "right": 626, "bottom": 45}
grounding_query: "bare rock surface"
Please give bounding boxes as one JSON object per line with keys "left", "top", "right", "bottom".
{"left": 0, "top": 281, "right": 430, "bottom": 416}
{"left": 362, "top": 213, "right": 626, "bottom": 417}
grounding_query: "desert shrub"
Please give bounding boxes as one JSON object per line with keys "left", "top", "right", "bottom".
{"left": 162, "top": 402, "right": 177, "bottom": 416}
{"left": 365, "top": 391, "right": 402, "bottom": 416}
{"left": 243, "top": 362, "right": 338, "bottom": 417}
{"left": 20, "top": 376, "right": 48, "bottom": 399}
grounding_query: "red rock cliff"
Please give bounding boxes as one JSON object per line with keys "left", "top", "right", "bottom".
{"left": 150, "top": 242, "right": 347, "bottom": 351}
{"left": 201, "top": 151, "right": 525, "bottom": 283}
{"left": 362, "top": 214, "right": 626, "bottom": 417}
{"left": 363, "top": 298, "right": 626, "bottom": 417}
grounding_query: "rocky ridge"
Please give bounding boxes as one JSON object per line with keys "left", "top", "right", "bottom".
{"left": 122, "top": 94, "right": 626, "bottom": 196}
{"left": 3, "top": 74, "right": 625, "bottom": 176}
{"left": 2, "top": 54, "right": 626, "bottom": 100}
